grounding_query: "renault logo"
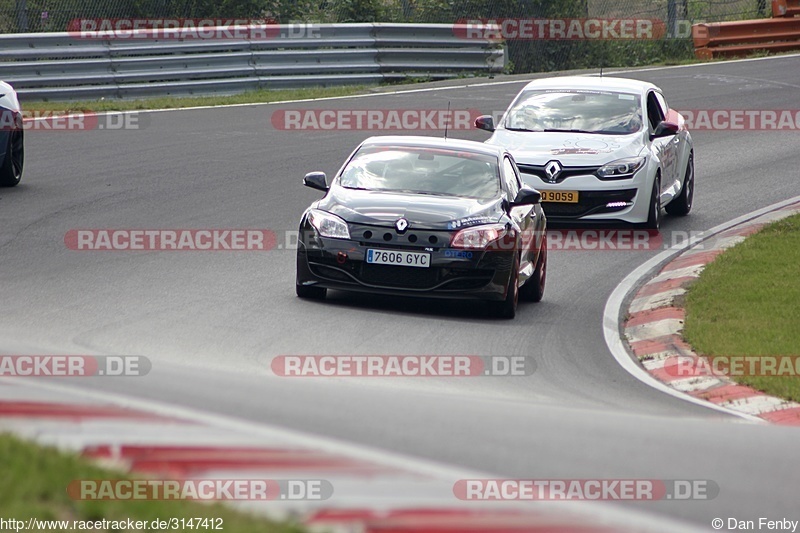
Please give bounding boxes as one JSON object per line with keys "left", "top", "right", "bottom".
{"left": 395, "top": 218, "right": 409, "bottom": 233}
{"left": 544, "top": 160, "right": 563, "bottom": 183}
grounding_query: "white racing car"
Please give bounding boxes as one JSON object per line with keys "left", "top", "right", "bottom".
{"left": 0, "top": 81, "right": 24, "bottom": 187}
{"left": 475, "top": 76, "right": 693, "bottom": 229}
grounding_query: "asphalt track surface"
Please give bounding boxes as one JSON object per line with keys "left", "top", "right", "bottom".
{"left": 2, "top": 55, "right": 800, "bottom": 528}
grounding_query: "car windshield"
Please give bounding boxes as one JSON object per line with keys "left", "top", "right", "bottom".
{"left": 339, "top": 145, "right": 501, "bottom": 200}
{"left": 503, "top": 89, "right": 643, "bottom": 134}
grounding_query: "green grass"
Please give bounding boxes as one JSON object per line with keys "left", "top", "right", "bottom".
{"left": 0, "top": 433, "right": 305, "bottom": 532}
{"left": 24, "top": 85, "right": 369, "bottom": 114}
{"left": 684, "top": 213, "right": 800, "bottom": 401}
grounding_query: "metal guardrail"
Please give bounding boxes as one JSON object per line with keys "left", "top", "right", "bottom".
{"left": 0, "top": 23, "right": 504, "bottom": 101}
{"left": 693, "top": 2, "right": 800, "bottom": 59}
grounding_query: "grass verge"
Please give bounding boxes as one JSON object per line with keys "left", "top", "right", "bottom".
{"left": 23, "top": 85, "right": 369, "bottom": 114}
{"left": 683, "top": 213, "right": 800, "bottom": 402}
{"left": 0, "top": 433, "right": 304, "bottom": 532}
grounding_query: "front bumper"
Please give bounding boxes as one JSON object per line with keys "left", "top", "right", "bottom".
{"left": 518, "top": 170, "right": 651, "bottom": 224}
{"left": 296, "top": 229, "right": 515, "bottom": 301}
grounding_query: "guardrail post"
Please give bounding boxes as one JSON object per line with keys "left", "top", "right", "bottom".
{"left": 773, "top": 0, "right": 788, "bottom": 16}
{"left": 15, "top": 0, "right": 28, "bottom": 32}
{"left": 667, "top": 0, "right": 677, "bottom": 38}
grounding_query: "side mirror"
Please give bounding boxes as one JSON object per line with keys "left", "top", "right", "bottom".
{"left": 474, "top": 115, "right": 495, "bottom": 132}
{"left": 652, "top": 121, "right": 679, "bottom": 139}
{"left": 303, "top": 171, "right": 328, "bottom": 192}
{"left": 512, "top": 187, "right": 541, "bottom": 206}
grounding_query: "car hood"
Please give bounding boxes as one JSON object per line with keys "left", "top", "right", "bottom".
{"left": 317, "top": 186, "right": 504, "bottom": 230}
{"left": 486, "top": 129, "right": 644, "bottom": 166}
{"left": 0, "top": 81, "right": 21, "bottom": 113}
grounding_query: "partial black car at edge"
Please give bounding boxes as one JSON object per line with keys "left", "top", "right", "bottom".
{"left": 0, "top": 81, "right": 24, "bottom": 187}
{"left": 295, "top": 136, "right": 547, "bottom": 319}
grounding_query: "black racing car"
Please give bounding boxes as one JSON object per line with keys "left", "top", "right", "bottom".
{"left": 295, "top": 136, "right": 547, "bottom": 319}
{"left": 0, "top": 81, "right": 24, "bottom": 187}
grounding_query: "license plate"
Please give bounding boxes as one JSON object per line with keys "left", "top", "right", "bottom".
{"left": 366, "top": 249, "right": 430, "bottom": 268}
{"left": 540, "top": 190, "right": 579, "bottom": 203}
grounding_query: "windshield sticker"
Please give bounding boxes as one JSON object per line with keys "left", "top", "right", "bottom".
{"left": 551, "top": 147, "right": 599, "bottom": 155}
{"left": 557, "top": 138, "right": 622, "bottom": 154}
{"left": 542, "top": 89, "right": 613, "bottom": 96}
{"left": 448, "top": 216, "right": 496, "bottom": 229}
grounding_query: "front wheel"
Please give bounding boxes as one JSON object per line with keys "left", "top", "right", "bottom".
{"left": 642, "top": 175, "right": 662, "bottom": 230}
{"left": 492, "top": 254, "right": 519, "bottom": 319}
{"left": 665, "top": 153, "right": 694, "bottom": 216}
{"left": 520, "top": 235, "right": 546, "bottom": 302}
{"left": 0, "top": 129, "right": 23, "bottom": 187}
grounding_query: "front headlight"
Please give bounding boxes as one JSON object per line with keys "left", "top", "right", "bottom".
{"left": 596, "top": 157, "right": 646, "bottom": 180}
{"left": 308, "top": 209, "right": 350, "bottom": 240}
{"left": 451, "top": 223, "right": 511, "bottom": 250}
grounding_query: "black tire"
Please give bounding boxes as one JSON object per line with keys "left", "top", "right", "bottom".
{"left": 665, "top": 153, "right": 694, "bottom": 216}
{"left": 296, "top": 283, "right": 327, "bottom": 299}
{"left": 520, "top": 235, "right": 547, "bottom": 303}
{"left": 492, "top": 254, "right": 519, "bottom": 319}
{"left": 643, "top": 175, "right": 661, "bottom": 230}
{"left": 0, "top": 129, "right": 23, "bottom": 187}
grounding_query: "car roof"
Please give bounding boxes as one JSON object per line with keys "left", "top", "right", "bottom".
{"left": 520, "top": 75, "right": 660, "bottom": 95}
{"left": 360, "top": 135, "right": 505, "bottom": 158}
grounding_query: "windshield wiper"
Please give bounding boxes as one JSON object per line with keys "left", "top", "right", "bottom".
{"left": 542, "top": 128, "right": 604, "bottom": 134}
{"left": 544, "top": 128, "right": 606, "bottom": 135}
{"left": 387, "top": 189, "right": 451, "bottom": 197}
{"left": 504, "top": 126, "right": 543, "bottom": 132}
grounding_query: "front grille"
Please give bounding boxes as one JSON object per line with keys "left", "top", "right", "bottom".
{"left": 312, "top": 264, "right": 354, "bottom": 283}
{"left": 517, "top": 164, "right": 601, "bottom": 184}
{"left": 444, "top": 278, "right": 493, "bottom": 290}
{"left": 311, "top": 257, "right": 495, "bottom": 291}
{"left": 348, "top": 223, "right": 450, "bottom": 249}
{"left": 543, "top": 189, "right": 637, "bottom": 218}
{"left": 359, "top": 264, "right": 441, "bottom": 289}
